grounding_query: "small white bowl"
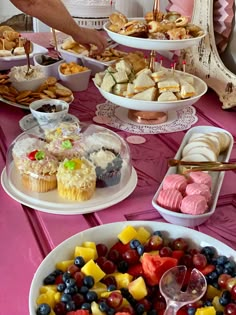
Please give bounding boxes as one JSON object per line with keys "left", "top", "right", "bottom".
{"left": 29, "top": 99, "right": 69, "bottom": 128}
{"left": 58, "top": 64, "right": 91, "bottom": 92}
{"left": 33, "top": 54, "right": 64, "bottom": 80}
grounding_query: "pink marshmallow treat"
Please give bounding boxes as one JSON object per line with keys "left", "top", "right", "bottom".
{"left": 162, "top": 174, "right": 188, "bottom": 194}
{"left": 188, "top": 171, "right": 212, "bottom": 189}
{"left": 185, "top": 183, "right": 211, "bottom": 203}
{"left": 157, "top": 188, "right": 183, "bottom": 212}
{"left": 180, "top": 195, "right": 208, "bottom": 215}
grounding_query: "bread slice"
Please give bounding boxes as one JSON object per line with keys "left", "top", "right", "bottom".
{"left": 180, "top": 81, "right": 196, "bottom": 99}
{"left": 133, "top": 72, "right": 155, "bottom": 93}
{"left": 115, "top": 59, "right": 132, "bottom": 75}
{"left": 113, "top": 70, "right": 129, "bottom": 83}
{"left": 100, "top": 72, "right": 116, "bottom": 92}
{"left": 113, "top": 83, "right": 128, "bottom": 96}
{"left": 158, "top": 91, "right": 177, "bottom": 102}
{"left": 132, "top": 87, "right": 157, "bottom": 101}
{"left": 158, "top": 78, "right": 180, "bottom": 93}
{"left": 125, "top": 83, "right": 135, "bottom": 98}
{"left": 94, "top": 72, "right": 106, "bottom": 86}
{"left": 151, "top": 69, "right": 167, "bottom": 82}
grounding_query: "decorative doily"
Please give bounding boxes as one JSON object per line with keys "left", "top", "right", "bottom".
{"left": 94, "top": 101, "right": 198, "bottom": 134}
{"left": 167, "top": 0, "right": 234, "bottom": 53}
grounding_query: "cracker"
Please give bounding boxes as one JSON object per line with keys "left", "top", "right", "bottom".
{"left": 39, "top": 93, "right": 51, "bottom": 99}
{"left": 45, "top": 76, "right": 57, "bottom": 86}
{"left": 16, "top": 90, "right": 32, "bottom": 101}
{"left": 55, "top": 88, "right": 72, "bottom": 97}
{"left": 9, "top": 86, "right": 19, "bottom": 96}
{"left": 58, "top": 96, "right": 72, "bottom": 102}
{"left": 43, "top": 89, "right": 56, "bottom": 98}
{"left": 2, "top": 95, "right": 16, "bottom": 102}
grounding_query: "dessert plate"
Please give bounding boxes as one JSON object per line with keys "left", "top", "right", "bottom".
{"left": 103, "top": 19, "right": 207, "bottom": 51}
{"left": 152, "top": 126, "right": 234, "bottom": 227}
{"left": 93, "top": 71, "right": 208, "bottom": 112}
{"left": 1, "top": 164, "right": 137, "bottom": 215}
{"left": 19, "top": 113, "right": 79, "bottom": 131}
{"left": 29, "top": 221, "right": 236, "bottom": 315}
{"left": 0, "top": 43, "right": 48, "bottom": 71}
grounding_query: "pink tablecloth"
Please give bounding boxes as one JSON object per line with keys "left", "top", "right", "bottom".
{"left": 0, "top": 32, "right": 236, "bottom": 315}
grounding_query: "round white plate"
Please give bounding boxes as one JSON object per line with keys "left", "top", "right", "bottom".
{"left": 93, "top": 71, "right": 208, "bottom": 112}
{"left": 103, "top": 19, "right": 207, "bottom": 51}
{"left": 1, "top": 164, "right": 137, "bottom": 215}
{"left": 19, "top": 113, "right": 79, "bottom": 131}
{"left": 29, "top": 221, "right": 235, "bottom": 315}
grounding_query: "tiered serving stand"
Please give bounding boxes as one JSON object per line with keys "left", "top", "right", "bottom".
{"left": 97, "top": 0, "right": 208, "bottom": 126}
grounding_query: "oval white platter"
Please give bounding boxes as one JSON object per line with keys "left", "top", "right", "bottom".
{"left": 94, "top": 71, "right": 208, "bottom": 112}
{"left": 0, "top": 43, "right": 48, "bottom": 71}
{"left": 1, "top": 164, "right": 137, "bottom": 215}
{"left": 152, "top": 126, "right": 234, "bottom": 227}
{"left": 103, "top": 19, "right": 207, "bottom": 51}
{"left": 29, "top": 221, "right": 236, "bottom": 315}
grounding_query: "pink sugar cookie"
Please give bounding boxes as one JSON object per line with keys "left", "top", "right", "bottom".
{"left": 188, "top": 171, "right": 212, "bottom": 189}
{"left": 185, "top": 183, "right": 211, "bottom": 203}
{"left": 162, "top": 174, "right": 188, "bottom": 194}
{"left": 180, "top": 195, "right": 208, "bottom": 215}
{"left": 157, "top": 188, "right": 183, "bottom": 212}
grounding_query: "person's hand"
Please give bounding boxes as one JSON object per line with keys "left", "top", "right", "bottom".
{"left": 73, "top": 28, "right": 107, "bottom": 55}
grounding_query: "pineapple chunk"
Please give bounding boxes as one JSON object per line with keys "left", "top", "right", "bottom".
{"left": 113, "top": 272, "right": 133, "bottom": 289}
{"left": 136, "top": 227, "right": 151, "bottom": 244}
{"left": 82, "top": 241, "right": 98, "bottom": 260}
{"left": 56, "top": 259, "right": 74, "bottom": 272}
{"left": 81, "top": 259, "right": 105, "bottom": 283}
{"left": 91, "top": 301, "right": 106, "bottom": 315}
{"left": 101, "top": 290, "right": 121, "bottom": 298}
{"left": 212, "top": 296, "right": 225, "bottom": 313}
{"left": 74, "top": 246, "right": 97, "bottom": 262}
{"left": 92, "top": 282, "right": 108, "bottom": 298}
{"left": 206, "top": 285, "right": 221, "bottom": 300}
{"left": 128, "top": 276, "right": 147, "bottom": 300}
{"left": 40, "top": 285, "right": 57, "bottom": 293}
{"left": 36, "top": 291, "right": 56, "bottom": 308}
{"left": 118, "top": 225, "right": 138, "bottom": 244}
{"left": 195, "top": 306, "right": 216, "bottom": 315}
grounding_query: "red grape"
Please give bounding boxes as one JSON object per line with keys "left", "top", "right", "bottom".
{"left": 227, "top": 278, "right": 236, "bottom": 291}
{"left": 146, "top": 235, "right": 163, "bottom": 250}
{"left": 172, "top": 238, "right": 188, "bottom": 251}
{"left": 231, "top": 284, "right": 236, "bottom": 300}
{"left": 96, "top": 243, "right": 108, "bottom": 257}
{"left": 101, "top": 260, "right": 116, "bottom": 274}
{"left": 159, "top": 246, "right": 173, "bottom": 257}
{"left": 107, "top": 291, "right": 123, "bottom": 309}
{"left": 122, "top": 249, "right": 140, "bottom": 265}
{"left": 218, "top": 274, "right": 232, "bottom": 289}
{"left": 192, "top": 253, "right": 207, "bottom": 269}
{"left": 225, "top": 303, "right": 236, "bottom": 315}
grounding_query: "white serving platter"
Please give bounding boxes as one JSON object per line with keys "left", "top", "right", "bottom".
{"left": 103, "top": 19, "right": 207, "bottom": 51}
{"left": 1, "top": 164, "right": 137, "bottom": 215}
{"left": 0, "top": 43, "right": 48, "bottom": 71}
{"left": 29, "top": 221, "right": 236, "bottom": 315}
{"left": 152, "top": 126, "right": 234, "bottom": 227}
{"left": 93, "top": 71, "right": 208, "bottom": 112}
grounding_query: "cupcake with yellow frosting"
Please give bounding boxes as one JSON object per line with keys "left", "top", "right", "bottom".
{"left": 56, "top": 157, "right": 96, "bottom": 201}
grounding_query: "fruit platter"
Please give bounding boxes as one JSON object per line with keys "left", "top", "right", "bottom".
{"left": 29, "top": 221, "right": 236, "bottom": 315}
{"left": 152, "top": 126, "right": 234, "bottom": 227}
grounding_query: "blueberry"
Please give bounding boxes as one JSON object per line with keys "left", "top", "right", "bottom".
{"left": 147, "top": 310, "right": 158, "bottom": 315}
{"left": 203, "top": 301, "right": 212, "bottom": 306}
{"left": 216, "top": 312, "right": 224, "bottom": 315}
{"left": 62, "top": 272, "right": 71, "bottom": 282}
{"left": 64, "top": 286, "right": 77, "bottom": 295}
{"left": 61, "top": 293, "right": 72, "bottom": 303}
{"left": 83, "top": 275, "right": 94, "bottom": 288}
{"left": 153, "top": 231, "right": 162, "bottom": 237}
{"left": 216, "top": 255, "right": 228, "bottom": 265}
{"left": 187, "top": 307, "right": 196, "bottom": 315}
{"left": 224, "top": 261, "right": 236, "bottom": 275}
{"left": 36, "top": 303, "right": 51, "bottom": 315}
{"left": 130, "top": 239, "right": 141, "bottom": 249}
{"left": 43, "top": 274, "right": 56, "bottom": 285}
{"left": 117, "top": 260, "right": 129, "bottom": 273}
{"left": 81, "top": 302, "right": 91, "bottom": 311}
{"left": 57, "top": 283, "right": 66, "bottom": 292}
{"left": 86, "top": 290, "right": 98, "bottom": 302}
{"left": 120, "top": 288, "right": 129, "bottom": 298}
{"left": 65, "top": 301, "right": 76, "bottom": 311}
{"left": 219, "top": 290, "right": 231, "bottom": 306}
{"left": 79, "top": 286, "right": 89, "bottom": 295}
{"left": 51, "top": 269, "right": 63, "bottom": 277}
{"left": 208, "top": 271, "right": 218, "bottom": 283}
{"left": 212, "top": 282, "right": 220, "bottom": 289}
{"left": 107, "top": 284, "right": 117, "bottom": 291}
{"left": 65, "top": 278, "right": 76, "bottom": 287}
{"left": 74, "top": 256, "right": 85, "bottom": 268}
{"left": 137, "top": 244, "right": 145, "bottom": 256}
{"left": 201, "top": 246, "right": 215, "bottom": 258}
{"left": 215, "top": 265, "right": 224, "bottom": 275}
{"left": 99, "top": 301, "right": 109, "bottom": 312}
{"left": 107, "top": 307, "right": 116, "bottom": 315}
{"left": 136, "top": 303, "right": 145, "bottom": 315}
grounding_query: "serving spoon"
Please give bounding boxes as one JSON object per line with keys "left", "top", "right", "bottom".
{"left": 23, "top": 39, "right": 34, "bottom": 77}
{"left": 159, "top": 265, "right": 207, "bottom": 315}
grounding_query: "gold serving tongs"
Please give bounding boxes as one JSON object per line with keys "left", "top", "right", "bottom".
{"left": 168, "top": 159, "right": 236, "bottom": 173}
{"left": 52, "top": 28, "right": 63, "bottom": 60}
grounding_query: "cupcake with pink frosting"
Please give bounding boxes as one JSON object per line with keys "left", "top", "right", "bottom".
{"left": 180, "top": 195, "right": 208, "bottom": 215}
{"left": 156, "top": 188, "right": 183, "bottom": 212}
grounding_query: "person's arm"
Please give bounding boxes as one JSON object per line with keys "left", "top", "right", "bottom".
{"left": 10, "top": 0, "right": 107, "bottom": 53}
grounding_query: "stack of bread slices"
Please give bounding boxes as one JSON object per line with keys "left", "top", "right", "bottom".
{"left": 94, "top": 59, "right": 197, "bottom": 102}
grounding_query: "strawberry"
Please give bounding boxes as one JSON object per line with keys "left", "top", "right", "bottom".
{"left": 198, "top": 264, "right": 215, "bottom": 275}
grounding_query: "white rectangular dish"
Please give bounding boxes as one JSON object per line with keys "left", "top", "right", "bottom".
{"left": 152, "top": 125, "right": 234, "bottom": 227}
{"left": 0, "top": 43, "right": 48, "bottom": 71}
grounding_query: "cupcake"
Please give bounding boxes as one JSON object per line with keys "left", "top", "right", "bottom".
{"left": 56, "top": 157, "right": 96, "bottom": 201}
{"left": 44, "top": 122, "right": 81, "bottom": 142}
{"left": 47, "top": 138, "right": 85, "bottom": 161}
{"left": 88, "top": 148, "right": 123, "bottom": 187}
{"left": 12, "top": 136, "right": 46, "bottom": 170}
{"left": 84, "top": 131, "right": 123, "bottom": 187}
{"left": 18, "top": 149, "right": 59, "bottom": 192}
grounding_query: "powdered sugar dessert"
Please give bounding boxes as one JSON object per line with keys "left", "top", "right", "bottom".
{"left": 180, "top": 195, "right": 208, "bottom": 215}
{"left": 18, "top": 149, "right": 59, "bottom": 193}
{"left": 188, "top": 171, "right": 212, "bottom": 188}
{"left": 157, "top": 188, "right": 183, "bottom": 212}
{"left": 57, "top": 157, "right": 96, "bottom": 201}
{"left": 47, "top": 138, "right": 85, "bottom": 161}
{"left": 185, "top": 182, "right": 211, "bottom": 203}
{"left": 162, "top": 174, "right": 188, "bottom": 194}
{"left": 44, "top": 122, "right": 82, "bottom": 142}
